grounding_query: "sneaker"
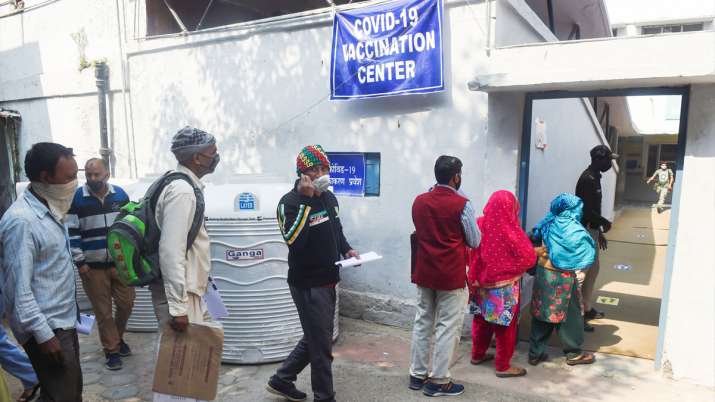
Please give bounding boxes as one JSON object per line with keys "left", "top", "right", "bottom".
{"left": 119, "top": 340, "right": 132, "bottom": 357}
{"left": 105, "top": 353, "right": 122, "bottom": 371}
{"left": 423, "top": 381, "right": 465, "bottom": 397}
{"left": 408, "top": 375, "right": 426, "bottom": 390}
{"left": 266, "top": 376, "right": 307, "bottom": 402}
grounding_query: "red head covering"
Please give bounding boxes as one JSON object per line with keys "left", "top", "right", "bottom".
{"left": 468, "top": 190, "right": 536, "bottom": 289}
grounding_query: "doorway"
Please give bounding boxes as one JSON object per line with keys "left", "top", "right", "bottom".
{"left": 517, "top": 87, "right": 689, "bottom": 361}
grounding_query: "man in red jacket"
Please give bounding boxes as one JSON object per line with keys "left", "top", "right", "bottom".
{"left": 409, "top": 155, "right": 481, "bottom": 397}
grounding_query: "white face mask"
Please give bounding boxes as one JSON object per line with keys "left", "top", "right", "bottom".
{"left": 312, "top": 174, "right": 331, "bottom": 193}
{"left": 32, "top": 179, "right": 78, "bottom": 220}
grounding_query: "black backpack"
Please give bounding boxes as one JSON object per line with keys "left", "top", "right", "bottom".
{"left": 108, "top": 172, "right": 204, "bottom": 286}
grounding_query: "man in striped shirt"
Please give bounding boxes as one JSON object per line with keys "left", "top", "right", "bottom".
{"left": 65, "top": 158, "right": 135, "bottom": 370}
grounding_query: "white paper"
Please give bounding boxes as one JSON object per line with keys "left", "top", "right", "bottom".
{"left": 336, "top": 251, "right": 383, "bottom": 268}
{"left": 203, "top": 278, "right": 229, "bottom": 320}
{"left": 76, "top": 313, "right": 95, "bottom": 335}
{"left": 153, "top": 392, "right": 208, "bottom": 402}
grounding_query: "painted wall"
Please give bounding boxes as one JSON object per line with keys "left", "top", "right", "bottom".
{"left": 604, "top": 0, "right": 715, "bottom": 27}
{"left": 525, "top": 98, "right": 617, "bottom": 231}
{"left": 121, "top": 1, "right": 499, "bottom": 303}
{"left": 0, "top": 0, "right": 133, "bottom": 176}
{"left": 658, "top": 84, "right": 715, "bottom": 387}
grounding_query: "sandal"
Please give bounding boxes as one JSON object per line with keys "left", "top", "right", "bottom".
{"left": 566, "top": 352, "right": 596, "bottom": 366}
{"left": 496, "top": 366, "right": 527, "bottom": 378}
{"left": 470, "top": 353, "right": 495, "bottom": 365}
{"left": 584, "top": 308, "right": 605, "bottom": 320}
{"left": 528, "top": 353, "right": 548, "bottom": 366}
{"left": 17, "top": 384, "right": 40, "bottom": 402}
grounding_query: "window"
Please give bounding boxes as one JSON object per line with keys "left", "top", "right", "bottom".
{"left": 641, "top": 23, "right": 703, "bottom": 35}
{"left": 326, "top": 152, "right": 380, "bottom": 197}
{"left": 146, "top": 0, "right": 369, "bottom": 36}
{"left": 364, "top": 153, "right": 381, "bottom": 197}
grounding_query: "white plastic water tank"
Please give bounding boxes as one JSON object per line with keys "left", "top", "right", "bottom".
{"left": 204, "top": 175, "right": 339, "bottom": 364}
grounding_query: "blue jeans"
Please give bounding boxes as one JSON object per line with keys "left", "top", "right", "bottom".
{"left": 0, "top": 319, "right": 39, "bottom": 389}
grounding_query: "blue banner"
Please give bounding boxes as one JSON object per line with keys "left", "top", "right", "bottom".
{"left": 327, "top": 153, "right": 366, "bottom": 196}
{"left": 330, "top": 0, "right": 444, "bottom": 100}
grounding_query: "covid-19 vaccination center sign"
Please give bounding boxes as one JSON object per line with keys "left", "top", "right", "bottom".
{"left": 330, "top": 0, "right": 444, "bottom": 100}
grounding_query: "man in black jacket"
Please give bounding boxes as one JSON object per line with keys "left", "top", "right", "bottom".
{"left": 575, "top": 145, "right": 618, "bottom": 331}
{"left": 266, "top": 145, "right": 359, "bottom": 402}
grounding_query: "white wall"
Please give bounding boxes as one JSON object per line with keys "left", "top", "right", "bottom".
{"left": 525, "top": 98, "right": 616, "bottom": 230}
{"left": 0, "top": 0, "right": 133, "bottom": 176}
{"left": 121, "top": 1, "right": 501, "bottom": 301}
{"left": 604, "top": 0, "right": 715, "bottom": 27}
{"left": 659, "top": 84, "right": 715, "bottom": 387}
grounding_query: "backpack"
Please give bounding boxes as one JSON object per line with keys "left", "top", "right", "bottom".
{"left": 108, "top": 171, "right": 205, "bottom": 287}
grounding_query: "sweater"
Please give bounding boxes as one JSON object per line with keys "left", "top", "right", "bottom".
{"left": 277, "top": 182, "right": 352, "bottom": 288}
{"left": 411, "top": 186, "right": 469, "bottom": 290}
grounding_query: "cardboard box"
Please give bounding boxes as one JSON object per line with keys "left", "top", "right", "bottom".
{"left": 153, "top": 324, "right": 224, "bottom": 401}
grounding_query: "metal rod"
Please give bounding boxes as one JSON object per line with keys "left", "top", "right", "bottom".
{"left": 162, "top": 0, "right": 188, "bottom": 33}
{"left": 546, "top": 0, "right": 555, "bottom": 34}
{"left": 196, "top": 0, "right": 215, "bottom": 31}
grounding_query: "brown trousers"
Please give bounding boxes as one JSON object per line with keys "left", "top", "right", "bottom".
{"left": 577, "top": 229, "right": 601, "bottom": 312}
{"left": 24, "top": 329, "right": 83, "bottom": 402}
{"left": 80, "top": 267, "right": 135, "bottom": 354}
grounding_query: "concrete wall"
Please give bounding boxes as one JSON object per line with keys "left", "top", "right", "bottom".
{"left": 658, "top": 84, "right": 715, "bottom": 387}
{"left": 605, "top": 0, "right": 715, "bottom": 27}
{"left": 525, "top": 98, "right": 617, "bottom": 230}
{"left": 0, "top": 0, "right": 133, "bottom": 176}
{"left": 120, "top": 1, "right": 500, "bottom": 308}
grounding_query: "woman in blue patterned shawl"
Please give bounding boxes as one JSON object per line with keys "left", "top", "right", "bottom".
{"left": 528, "top": 193, "right": 596, "bottom": 366}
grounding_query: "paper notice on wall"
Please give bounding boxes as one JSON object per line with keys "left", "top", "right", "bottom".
{"left": 535, "top": 118, "right": 547, "bottom": 150}
{"left": 153, "top": 324, "right": 224, "bottom": 401}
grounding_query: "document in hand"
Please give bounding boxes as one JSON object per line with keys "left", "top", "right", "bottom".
{"left": 335, "top": 251, "right": 383, "bottom": 268}
{"left": 76, "top": 313, "right": 96, "bottom": 335}
{"left": 153, "top": 324, "right": 224, "bottom": 401}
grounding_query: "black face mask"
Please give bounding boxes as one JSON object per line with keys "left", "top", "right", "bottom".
{"left": 87, "top": 178, "right": 107, "bottom": 193}
{"left": 594, "top": 158, "right": 612, "bottom": 172}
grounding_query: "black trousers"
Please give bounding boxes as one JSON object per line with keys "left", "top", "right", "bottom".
{"left": 274, "top": 285, "right": 336, "bottom": 402}
{"left": 23, "top": 329, "right": 83, "bottom": 402}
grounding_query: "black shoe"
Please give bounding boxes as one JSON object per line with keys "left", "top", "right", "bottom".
{"left": 584, "top": 308, "right": 605, "bottom": 321}
{"left": 584, "top": 323, "right": 595, "bottom": 332}
{"left": 119, "top": 340, "right": 132, "bottom": 357}
{"left": 528, "top": 353, "right": 549, "bottom": 366}
{"left": 423, "top": 381, "right": 465, "bottom": 397}
{"left": 409, "top": 375, "right": 426, "bottom": 390}
{"left": 105, "top": 353, "right": 122, "bottom": 370}
{"left": 266, "top": 377, "right": 307, "bottom": 402}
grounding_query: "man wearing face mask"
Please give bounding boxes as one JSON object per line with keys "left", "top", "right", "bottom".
{"left": 266, "top": 145, "right": 358, "bottom": 402}
{"left": 408, "top": 155, "right": 480, "bottom": 397}
{"left": 575, "top": 145, "right": 619, "bottom": 331}
{"left": 149, "top": 126, "right": 220, "bottom": 333}
{"left": 65, "top": 158, "right": 134, "bottom": 370}
{"left": 646, "top": 162, "right": 674, "bottom": 212}
{"left": 0, "top": 142, "right": 83, "bottom": 402}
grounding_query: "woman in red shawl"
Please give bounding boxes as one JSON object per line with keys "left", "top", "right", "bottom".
{"left": 468, "top": 190, "right": 537, "bottom": 377}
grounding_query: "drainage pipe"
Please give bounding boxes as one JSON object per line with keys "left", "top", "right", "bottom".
{"left": 94, "top": 62, "right": 113, "bottom": 174}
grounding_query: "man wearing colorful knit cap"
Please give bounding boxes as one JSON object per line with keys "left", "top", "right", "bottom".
{"left": 266, "top": 145, "right": 359, "bottom": 402}
{"left": 295, "top": 144, "right": 331, "bottom": 177}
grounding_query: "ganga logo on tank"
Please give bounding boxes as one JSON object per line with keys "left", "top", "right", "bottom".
{"left": 236, "top": 192, "right": 258, "bottom": 211}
